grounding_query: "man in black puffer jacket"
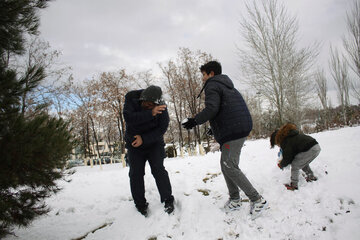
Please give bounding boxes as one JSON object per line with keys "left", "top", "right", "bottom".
{"left": 182, "top": 61, "right": 267, "bottom": 219}
{"left": 123, "top": 85, "right": 174, "bottom": 216}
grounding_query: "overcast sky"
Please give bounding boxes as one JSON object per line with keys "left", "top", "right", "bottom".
{"left": 39, "top": 0, "right": 349, "bottom": 91}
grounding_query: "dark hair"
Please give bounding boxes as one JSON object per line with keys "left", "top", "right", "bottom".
{"left": 199, "top": 61, "right": 222, "bottom": 75}
{"left": 270, "top": 130, "right": 278, "bottom": 148}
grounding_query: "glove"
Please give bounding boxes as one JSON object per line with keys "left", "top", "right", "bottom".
{"left": 182, "top": 118, "right": 197, "bottom": 130}
{"left": 277, "top": 161, "right": 283, "bottom": 170}
{"left": 277, "top": 149, "right": 283, "bottom": 160}
{"left": 206, "top": 127, "right": 213, "bottom": 136}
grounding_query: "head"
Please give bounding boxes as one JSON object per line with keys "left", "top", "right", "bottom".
{"left": 139, "top": 85, "right": 163, "bottom": 109}
{"left": 199, "top": 61, "right": 222, "bottom": 83}
{"left": 270, "top": 129, "right": 278, "bottom": 148}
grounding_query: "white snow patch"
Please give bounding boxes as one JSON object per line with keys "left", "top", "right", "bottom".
{"left": 4, "top": 127, "right": 360, "bottom": 240}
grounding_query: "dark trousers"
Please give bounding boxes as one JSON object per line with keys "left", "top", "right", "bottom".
{"left": 128, "top": 144, "right": 173, "bottom": 208}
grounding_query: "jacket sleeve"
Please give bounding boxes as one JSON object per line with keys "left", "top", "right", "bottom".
{"left": 141, "top": 108, "right": 169, "bottom": 145}
{"left": 279, "top": 144, "right": 294, "bottom": 168}
{"left": 195, "top": 84, "right": 221, "bottom": 125}
{"left": 123, "top": 96, "right": 154, "bottom": 125}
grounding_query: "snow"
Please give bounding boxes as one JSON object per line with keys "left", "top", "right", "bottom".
{"left": 5, "top": 126, "right": 360, "bottom": 240}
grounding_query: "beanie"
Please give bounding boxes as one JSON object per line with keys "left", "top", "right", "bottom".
{"left": 139, "top": 85, "right": 163, "bottom": 104}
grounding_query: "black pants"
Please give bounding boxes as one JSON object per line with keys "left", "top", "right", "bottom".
{"left": 128, "top": 144, "right": 173, "bottom": 208}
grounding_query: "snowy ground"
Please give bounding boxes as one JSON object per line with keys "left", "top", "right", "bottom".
{"left": 5, "top": 127, "right": 360, "bottom": 240}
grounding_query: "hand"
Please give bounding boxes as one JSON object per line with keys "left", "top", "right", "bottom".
{"left": 182, "top": 118, "right": 197, "bottom": 130}
{"left": 152, "top": 105, "right": 166, "bottom": 116}
{"left": 132, "top": 135, "right": 143, "bottom": 147}
{"left": 277, "top": 161, "right": 283, "bottom": 170}
{"left": 206, "top": 127, "right": 213, "bottom": 136}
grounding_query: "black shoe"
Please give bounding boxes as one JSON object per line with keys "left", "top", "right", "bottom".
{"left": 164, "top": 198, "right": 175, "bottom": 214}
{"left": 136, "top": 202, "right": 149, "bottom": 217}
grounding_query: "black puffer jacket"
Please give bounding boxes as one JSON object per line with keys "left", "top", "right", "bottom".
{"left": 275, "top": 123, "right": 318, "bottom": 168}
{"left": 123, "top": 90, "right": 169, "bottom": 150}
{"left": 195, "top": 74, "right": 252, "bottom": 146}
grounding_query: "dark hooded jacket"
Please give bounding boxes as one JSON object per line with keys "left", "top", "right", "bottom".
{"left": 123, "top": 90, "right": 169, "bottom": 150}
{"left": 275, "top": 123, "right": 318, "bottom": 168}
{"left": 195, "top": 74, "right": 252, "bottom": 146}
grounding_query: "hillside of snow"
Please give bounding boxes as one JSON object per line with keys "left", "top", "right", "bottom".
{"left": 5, "top": 126, "right": 360, "bottom": 240}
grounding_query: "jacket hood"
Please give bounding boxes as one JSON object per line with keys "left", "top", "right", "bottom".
{"left": 208, "top": 74, "right": 234, "bottom": 89}
{"left": 197, "top": 74, "right": 234, "bottom": 98}
{"left": 125, "top": 89, "right": 142, "bottom": 100}
{"left": 275, "top": 123, "right": 299, "bottom": 145}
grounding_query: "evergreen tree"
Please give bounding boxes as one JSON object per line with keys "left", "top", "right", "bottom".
{"left": 0, "top": 1, "right": 74, "bottom": 237}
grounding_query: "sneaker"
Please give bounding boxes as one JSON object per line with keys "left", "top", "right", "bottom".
{"left": 164, "top": 198, "right": 175, "bottom": 214}
{"left": 224, "top": 198, "right": 242, "bottom": 212}
{"left": 305, "top": 175, "right": 318, "bottom": 182}
{"left": 284, "top": 183, "right": 298, "bottom": 190}
{"left": 136, "top": 202, "right": 149, "bottom": 217}
{"left": 250, "top": 197, "right": 268, "bottom": 219}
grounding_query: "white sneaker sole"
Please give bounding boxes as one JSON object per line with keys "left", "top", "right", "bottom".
{"left": 250, "top": 201, "right": 269, "bottom": 220}
{"left": 224, "top": 205, "right": 241, "bottom": 213}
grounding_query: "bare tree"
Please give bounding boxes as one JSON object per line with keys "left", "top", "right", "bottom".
{"left": 180, "top": 48, "right": 212, "bottom": 154}
{"left": 343, "top": 0, "right": 360, "bottom": 103}
{"left": 238, "top": 0, "right": 319, "bottom": 126}
{"left": 315, "top": 69, "right": 329, "bottom": 110}
{"left": 97, "top": 70, "right": 132, "bottom": 158}
{"left": 10, "top": 37, "right": 71, "bottom": 116}
{"left": 315, "top": 69, "right": 329, "bottom": 129}
{"left": 135, "top": 70, "right": 154, "bottom": 88}
{"left": 159, "top": 48, "right": 212, "bottom": 155}
{"left": 159, "top": 60, "right": 186, "bottom": 154}
{"left": 66, "top": 105, "right": 92, "bottom": 161}
{"left": 329, "top": 46, "right": 351, "bottom": 125}
{"left": 102, "top": 112, "right": 118, "bottom": 160}
{"left": 64, "top": 78, "right": 104, "bottom": 168}
{"left": 245, "top": 91, "right": 263, "bottom": 138}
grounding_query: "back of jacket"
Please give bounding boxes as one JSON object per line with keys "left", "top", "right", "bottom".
{"left": 195, "top": 74, "right": 252, "bottom": 146}
{"left": 123, "top": 90, "right": 169, "bottom": 150}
